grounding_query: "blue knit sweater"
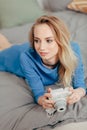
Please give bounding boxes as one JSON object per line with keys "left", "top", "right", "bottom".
{"left": 0, "top": 42, "right": 86, "bottom": 102}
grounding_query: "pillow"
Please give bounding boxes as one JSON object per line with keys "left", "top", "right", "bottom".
{"left": 67, "top": 0, "right": 87, "bottom": 13}
{"left": 0, "top": 0, "right": 44, "bottom": 29}
{"left": 38, "top": 0, "right": 72, "bottom": 12}
{"left": 85, "top": 77, "right": 87, "bottom": 87}
{"left": 0, "top": 34, "right": 11, "bottom": 50}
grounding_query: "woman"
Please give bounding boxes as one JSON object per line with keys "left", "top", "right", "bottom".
{"left": 0, "top": 15, "right": 86, "bottom": 109}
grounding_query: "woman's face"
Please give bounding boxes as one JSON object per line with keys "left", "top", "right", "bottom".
{"left": 34, "top": 24, "right": 59, "bottom": 65}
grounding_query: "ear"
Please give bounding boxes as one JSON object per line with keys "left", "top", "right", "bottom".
{"left": 0, "top": 34, "right": 12, "bottom": 50}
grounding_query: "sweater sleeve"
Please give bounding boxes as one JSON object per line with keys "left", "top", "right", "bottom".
{"left": 20, "top": 52, "right": 45, "bottom": 103}
{"left": 72, "top": 43, "right": 86, "bottom": 91}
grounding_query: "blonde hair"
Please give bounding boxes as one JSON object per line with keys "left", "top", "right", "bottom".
{"left": 29, "top": 15, "right": 77, "bottom": 87}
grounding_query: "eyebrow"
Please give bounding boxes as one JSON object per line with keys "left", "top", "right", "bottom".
{"left": 34, "top": 37, "right": 54, "bottom": 39}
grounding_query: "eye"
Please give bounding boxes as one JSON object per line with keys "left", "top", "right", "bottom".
{"left": 47, "top": 39, "right": 53, "bottom": 43}
{"left": 34, "top": 39, "right": 39, "bottom": 43}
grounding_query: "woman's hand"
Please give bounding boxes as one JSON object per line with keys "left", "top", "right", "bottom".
{"left": 38, "top": 88, "right": 54, "bottom": 109}
{"left": 67, "top": 87, "right": 86, "bottom": 104}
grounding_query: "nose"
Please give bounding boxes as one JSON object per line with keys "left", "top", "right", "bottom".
{"left": 39, "top": 42, "right": 46, "bottom": 50}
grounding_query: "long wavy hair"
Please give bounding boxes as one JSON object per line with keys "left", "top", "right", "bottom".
{"left": 29, "top": 15, "right": 77, "bottom": 87}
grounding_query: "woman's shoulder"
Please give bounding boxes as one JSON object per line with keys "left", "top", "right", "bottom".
{"left": 71, "top": 41, "right": 79, "bottom": 48}
{"left": 20, "top": 45, "right": 39, "bottom": 63}
{"left": 70, "top": 41, "right": 82, "bottom": 59}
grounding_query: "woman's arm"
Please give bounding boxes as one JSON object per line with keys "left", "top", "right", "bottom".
{"left": 68, "top": 43, "right": 86, "bottom": 104}
{"left": 20, "top": 52, "right": 45, "bottom": 103}
{"left": 20, "top": 52, "right": 55, "bottom": 108}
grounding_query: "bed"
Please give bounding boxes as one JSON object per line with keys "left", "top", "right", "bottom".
{"left": 0, "top": 0, "right": 87, "bottom": 130}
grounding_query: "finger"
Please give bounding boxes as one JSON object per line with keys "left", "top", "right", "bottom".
{"left": 69, "top": 93, "right": 77, "bottom": 99}
{"left": 44, "top": 98, "right": 54, "bottom": 104}
{"left": 69, "top": 92, "right": 81, "bottom": 100}
{"left": 68, "top": 87, "right": 74, "bottom": 93}
{"left": 43, "top": 103, "right": 54, "bottom": 109}
{"left": 42, "top": 100, "right": 54, "bottom": 108}
{"left": 44, "top": 93, "right": 52, "bottom": 98}
{"left": 42, "top": 98, "right": 54, "bottom": 108}
{"left": 68, "top": 99, "right": 78, "bottom": 104}
{"left": 68, "top": 95, "right": 80, "bottom": 104}
{"left": 47, "top": 88, "right": 52, "bottom": 93}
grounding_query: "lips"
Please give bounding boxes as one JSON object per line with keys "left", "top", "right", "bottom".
{"left": 39, "top": 52, "right": 48, "bottom": 56}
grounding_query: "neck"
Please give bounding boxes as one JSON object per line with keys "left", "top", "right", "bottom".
{"left": 42, "top": 61, "right": 58, "bottom": 68}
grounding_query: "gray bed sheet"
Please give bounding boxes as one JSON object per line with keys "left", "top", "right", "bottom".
{"left": 0, "top": 72, "right": 87, "bottom": 130}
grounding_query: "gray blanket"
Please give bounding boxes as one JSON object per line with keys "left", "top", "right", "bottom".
{"left": 0, "top": 72, "right": 87, "bottom": 130}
